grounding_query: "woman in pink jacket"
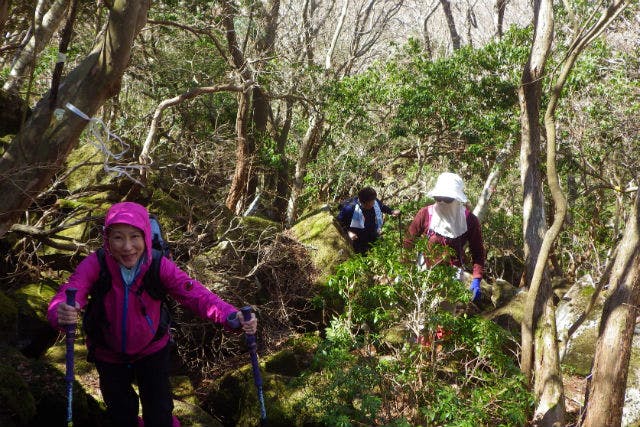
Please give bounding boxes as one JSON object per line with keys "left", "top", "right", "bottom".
{"left": 48, "top": 202, "right": 257, "bottom": 427}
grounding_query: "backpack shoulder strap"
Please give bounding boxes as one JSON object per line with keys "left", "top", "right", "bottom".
{"left": 92, "top": 248, "right": 111, "bottom": 298}
{"left": 140, "top": 249, "right": 166, "bottom": 300}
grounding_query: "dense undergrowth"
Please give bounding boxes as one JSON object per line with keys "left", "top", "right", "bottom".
{"left": 298, "top": 213, "right": 533, "bottom": 426}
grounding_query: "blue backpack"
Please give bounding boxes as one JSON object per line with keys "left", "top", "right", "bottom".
{"left": 149, "top": 213, "right": 171, "bottom": 258}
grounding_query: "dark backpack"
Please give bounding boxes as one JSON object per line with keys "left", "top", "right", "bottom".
{"left": 82, "top": 247, "right": 171, "bottom": 362}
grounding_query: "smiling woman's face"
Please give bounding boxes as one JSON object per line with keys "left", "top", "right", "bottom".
{"left": 108, "top": 223, "right": 145, "bottom": 268}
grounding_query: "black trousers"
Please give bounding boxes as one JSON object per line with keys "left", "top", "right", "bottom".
{"left": 95, "top": 344, "right": 173, "bottom": 427}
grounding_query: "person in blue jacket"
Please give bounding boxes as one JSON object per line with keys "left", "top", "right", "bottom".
{"left": 337, "top": 186, "right": 400, "bottom": 254}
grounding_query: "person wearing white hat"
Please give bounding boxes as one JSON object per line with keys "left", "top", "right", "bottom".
{"left": 404, "top": 172, "right": 485, "bottom": 302}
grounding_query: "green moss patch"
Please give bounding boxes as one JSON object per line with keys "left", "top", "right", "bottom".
{"left": 290, "top": 211, "right": 352, "bottom": 284}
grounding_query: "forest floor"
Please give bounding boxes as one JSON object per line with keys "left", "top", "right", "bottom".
{"left": 564, "top": 374, "right": 587, "bottom": 424}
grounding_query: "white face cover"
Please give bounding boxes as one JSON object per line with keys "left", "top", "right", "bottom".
{"left": 430, "top": 200, "right": 467, "bottom": 238}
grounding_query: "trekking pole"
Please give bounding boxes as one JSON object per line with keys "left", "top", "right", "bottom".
{"left": 241, "top": 306, "right": 267, "bottom": 426}
{"left": 64, "top": 288, "right": 78, "bottom": 427}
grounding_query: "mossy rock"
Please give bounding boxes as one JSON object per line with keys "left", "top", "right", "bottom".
{"left": 65, "top": 143, "right": 111, "bottom": 192}
{"left": 0, "top": 356, "right": 36, "bottom": 427}
{"left": 173, "top": 400, "right": 224, "bottom": 427}
{"left": 485, "top": 287, "right": 526, "bottom": 336}
{"left": 237, "top": 216, "right": 282, "bottom": 241}
{"left": 45, "top": 341, "right": 100, "bottom": 390}
{"left": 204, "top": 333, "right": 325, "bottom": 427}
{"left": 10, "top": 282, "right": 58, "bottom": 358}
{"left": 171, "top": 376, "right": 224, "bottom": 426}
{"left": 0, "top": 291, "right": 18, "bottom": 344}
{"left": 1, "top": 343, "right": 107, "bottom": 427}
{"left": 289, "top": 210, "right": 352, "bottom": 285}
{"left": 264, "top": 333, "right": 322, "bottom": 377}
{"left": 170, "top": 376, "right": 199, "bottom": 406}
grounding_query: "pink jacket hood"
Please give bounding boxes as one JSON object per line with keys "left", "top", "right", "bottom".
{"left": 104, "top": 201, "right": 153, "bottom": 267}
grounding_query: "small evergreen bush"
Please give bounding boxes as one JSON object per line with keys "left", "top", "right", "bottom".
{"left": 303, "top": 215, "right": 532, "bottom": 426}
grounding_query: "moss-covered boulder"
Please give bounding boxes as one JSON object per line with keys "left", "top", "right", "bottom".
{"left": 0, "top": 356, "right": 36, "bottom": 427}
{"left": 203, "top": 333, "right": 323, "bottom": 426}
{"left": 1, "top": 343, "right": 106, "bottom": 427}
{"left": 65, "top": 143, "right": 110, "bottom": 192}
{"left": 289, "top": 208, "right": 352, "bottom": 285}
{"left": 10, "top": 282, "right": 58, "bottom": 357}
{"left": 238, "top": 216, "right": 282, "bottom": 241}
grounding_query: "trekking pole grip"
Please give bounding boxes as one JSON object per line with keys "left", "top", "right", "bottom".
{"left": 240, "top": 306, "right": 255, "bottom": 340}
{"left": 65, "top": 288, "right": 78, "bottom": 331}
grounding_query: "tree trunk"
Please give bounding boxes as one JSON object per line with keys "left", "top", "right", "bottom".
{"left": 0, "top": 0, "right": 151, "bottom": 238}
{"left": 518, "top": 0, "right": 553, "bottom": 383}
{"left": 495, "top": 0, "right": 507, "bottom": 38}
{"left": 532, "top": 295, "right": 565, "bottom": 426}
{"left": 269, "top": 98, "right": 293, "bottom": 222}
{"left": 0, "top": 0, "right": 10, "bottom": 36}
{"left": 225, "top": 89, "right": 253, "bottom": 214}
{"left": 439, "top": 0, "right": 461, "bottom": 50}
{"left": 581, "top": 189, "right": 640, "bottom": 427}
{"left": 473, "top": 138, "right": 514, "bottom": 222}
{"left": 219, "top": 0, "right": 278, "bottom": 215}
{"left": 285, "top": 111, "right": 323, "bottom": 225}
{"left": 3, "top": 0, "right": 70, "bottom": 92}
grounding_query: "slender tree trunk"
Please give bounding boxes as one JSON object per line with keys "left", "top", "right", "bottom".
{"left": 439, "top": 0, "right": 461, "bottom": 50}
{"left": 219, "top": 0, "right": 279, "bottom": 215}
{"left": 473, "top": 138, "right": 514, "bottom": 222}
{"left": 3, "top": 0, "right": 70, "bottom": 92}
{"left": 325, "top": 0, "right": 349, "bottom": 70}
{"left": 519, "top": 0, "right": 553, "bottom": 384}
{"left": 225, "top": 89, "right": 253, "bottom": 214}
{"left": 495, "top": 0, "right": 507, "bottom": 38}
{"left": 581, "top": 189, "right": 640, "bottom": 427}
{"left": 0, "top": 0, "right": 10, "bottom": 35}
{"left": 533, "top": 295, "right": 565, "bottom": 425}
{"left": 0, "top": 0, "right": 151, "bottom": 238}
{"left": 270, "top": 98, "right": 293, "bottom": 222}
{"left": 285, "top": 111, "right": 323, "bottom": 225}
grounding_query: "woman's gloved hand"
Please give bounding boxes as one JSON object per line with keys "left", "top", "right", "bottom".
{"left": 470, "top": 278, "right": 482, "bottom": 303}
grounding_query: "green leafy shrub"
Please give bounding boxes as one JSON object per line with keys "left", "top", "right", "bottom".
{"left": 303, "top": 219, "right": 531, "bottom": 426}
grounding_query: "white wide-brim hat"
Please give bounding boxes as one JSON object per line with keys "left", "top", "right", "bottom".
{"left": 427, "top": 172, "right": 468, "bottom": 203}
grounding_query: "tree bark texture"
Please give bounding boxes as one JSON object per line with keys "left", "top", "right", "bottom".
{"left": 225, "top": 89, "right": 253, "bottom": 214}
{"left": 533, "top": 296, "right": 565, "bottom": 426}
{"left": 286, "top": 111, "right": 323, "bottom": 225}
{"left": 439, "top": 0, "right": 461, "bottom": 50}
{"left": 0, "top": 0, "right": 151, "bottom": 239}
{"left": 495, "top": 0, "right": 507, "bottom": 38}
{"left": 3, "top": 0, "right": 70, "bottom": 92}
{"left": 0, "top": 0, "right": 10, "bottom": 36}
{"left": 581, "top": 189, "right": 640, "bottom": 427}
{"left": 219, "top": 0, "right": 277, "bottom": 215}
{"left": 518, "top": 0, "right": 553, "bottom": 383}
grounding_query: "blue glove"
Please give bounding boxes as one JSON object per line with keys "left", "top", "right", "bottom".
{"left": 470, "top": 278, "right": 481, "bottom": 303}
